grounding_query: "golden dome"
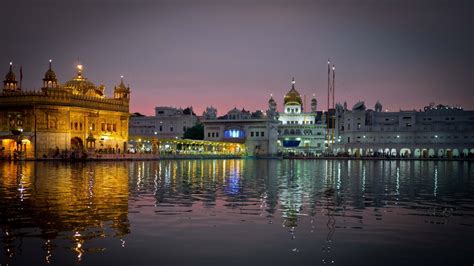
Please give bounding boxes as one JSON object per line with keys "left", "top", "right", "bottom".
{"left": 283, "top": 77, "right": 302, "bottom": 106}
{"left": 63, "top": 65, "right": 103, "bottom": 97}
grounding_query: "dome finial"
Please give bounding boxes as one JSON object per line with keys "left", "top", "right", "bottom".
{"left": 49, "top": 59, "right": 52, "bottom": 70}
{"left": 9, "top": 61, "right": 13, "bottom": 71}
{"left": 77, "top": 64, "right": 83, "bottom": 76}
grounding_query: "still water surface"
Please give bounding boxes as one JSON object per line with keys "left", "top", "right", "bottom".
{"left": 0, "top": 160, "right": 473, "bottom": 265}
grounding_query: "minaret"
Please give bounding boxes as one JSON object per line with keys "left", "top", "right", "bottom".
{"left": 114, "top": 75, "right": 130, "bottom": 100}
{"left": 3, "top": 62, "right": 18, "bottom": 92}
{"left": 267, "top": 93, "right": 278, "bottom": 120}
{"left": 43, "top": 59, "right": 58, "bottom": 88}
{"left": 375, "top": 101, "right": 382, "bottom": 112}
{"left": 311, "top": 93, "right": 317, "bottom": 113}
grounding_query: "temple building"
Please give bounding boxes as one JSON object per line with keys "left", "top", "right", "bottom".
{"left": 0, "top": 61, "right": 130, "bottom": 159}
{"left": 333, "top": 101, "right": 474, "bottom": 158}
{"left": 272, "top": 78, "right": 326, "bottom": 155}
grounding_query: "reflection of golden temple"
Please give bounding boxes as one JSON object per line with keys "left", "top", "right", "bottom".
{"left": 0, "top": 162, "right": 130, "bottom": 263}
{"left": 0, "top": 61, "right": 130, "bottom": 159}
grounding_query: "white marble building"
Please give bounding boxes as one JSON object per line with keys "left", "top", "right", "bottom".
{"left": 129, "top": 106, "right": 198, "bottom": 140}
{"left": 334, "top": 101, "right": 474, "bottom": 158}
{"left": 270, "top": 78, "right": 327, "bottom": 155}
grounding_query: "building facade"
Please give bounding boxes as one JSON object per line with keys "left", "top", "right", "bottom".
{"left": 271, "top": 78, "right": 326, "bottom": 155}
{"left": 0, "top": 62, "right": 130, "bottom": 159}
{"left": 202, "top": 108, "right": 279, "bottom": 156}
{"left": 128, "top": 106, "right": 199, "bottom": 152}
{"left": 333, "top": 101, "right": 474, "bottom": 158}
{"left": 129, "top": 106, "right": 198, "bottom": 138}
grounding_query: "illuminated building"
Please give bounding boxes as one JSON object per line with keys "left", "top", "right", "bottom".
{"left": 0, "top": 61, "right": 130, "bottom": 159}
{"left": 129, "top": 106, "right": 198, "bottom": 140}
{"left": 203, "top": 107, "right": 279, "bottom": 156}
{"left": 334, "top": 101, "right": 474, "bottom": 157}
{"left": 273, "top": 78, "right": 327, "bottom": 155}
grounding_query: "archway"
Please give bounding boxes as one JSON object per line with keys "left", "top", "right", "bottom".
{"left": 462, "top": 148, "right": 469, "bottom": 157}
{"left": 71, "top": 137, "right": 84, "bottom": 152}
{"left": 437, "top": 149, "right": 445, "bottom": 158}
{"left": 390, "top": 148, "right": 397, "bottom": 157}
{"left": 414, "top": 148, "right": 421, "bottom": 158}
{"left": 422, "top": 149, "right": 428, "bottom": 158}
{"left": 428, "top": 149, "right": 435, "bottom": 158}
{"left": 384, "top": 148, "right": 390, "bottom": 156}
{"left": 452, "top": 149, "right": 459, "bottom": 158}
{"left": 400, "top": 148, "right": 411, "bottom": 158}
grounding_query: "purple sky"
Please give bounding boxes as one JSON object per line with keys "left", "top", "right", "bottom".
{"left": 1, "top": 0, "right": 473, "bottom": 115}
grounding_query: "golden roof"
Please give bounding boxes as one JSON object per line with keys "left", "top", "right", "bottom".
{"left": 283, "top": 77, "right": 302, "bottom": 105}
{"left": 63, "top": 65, "right": 104, "bottom": 98}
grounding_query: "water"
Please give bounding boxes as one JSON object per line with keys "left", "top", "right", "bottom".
{"left": 0, "top": 160, "right": 473, "bottom": 265}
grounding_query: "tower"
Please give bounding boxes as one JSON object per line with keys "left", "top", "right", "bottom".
{"left": 311, "top": 94, "right": 317, "bottom": 113}
{"left": 267, "top": 94, "right": 279, "bottom": 119}
{"left": 3, "top": 62, "right": 18, "bottom": 92}
{"left": 42, "top": 59, "right": 58, "bottom": 89}
{"left": 375, "top": 101, "right": 382, "bottom": 112}
{"left": 114, "top": 75, "right": 130, "bottom": 100}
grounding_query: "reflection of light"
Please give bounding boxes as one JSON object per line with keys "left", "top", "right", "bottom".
{"left": 434, "top": 165, "right": 438, "bottom": 196}
{"left": 396, "top": 167, "right": 400, "bottom": 198}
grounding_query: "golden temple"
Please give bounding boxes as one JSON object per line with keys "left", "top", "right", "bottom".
{"left": 0, "top": 61, "right": 131, "bottom": 159}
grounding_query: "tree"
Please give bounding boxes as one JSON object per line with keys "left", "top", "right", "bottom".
{"left": 183, "top": 123, "right": 204, "bottom": 140}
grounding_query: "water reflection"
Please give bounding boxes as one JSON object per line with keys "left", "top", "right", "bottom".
{"left": 0, "top": 160, "right": 473, "bottom": 265}
{"left": 0, "top": 162, "right": 130, "bottom": 264}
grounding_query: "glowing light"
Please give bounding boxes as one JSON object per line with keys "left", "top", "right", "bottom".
{"left": 435, "top": 135, "right": 438, "bottom": 138}
{"left": 49, "top": 59, "right": 52, "bottom": 63}
{"left": 120, "top": 75, "right": 124, "bottom": 79}
{"left": 77, "top": 64, "right": 83, "bottom": 71}
{"left": 9, "top": 61, "right": 12, "bottom": 66}
{"left": 397, "top": 135, "right": 400, "bottom": 138}
{"left": 332, "top": 66, "right": 335, "bottom": 70}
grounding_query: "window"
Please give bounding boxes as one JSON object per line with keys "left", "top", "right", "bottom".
{"left": 251, "top": 132, "right": 254, "bottom": 137}
{"left": 107, "top": 123, "right": 111, "bottom": 131}
{"left": 79, "top": 123, "right": 83, "bottom": 131}
{"left": 208, "top": 132, "right": 211, "bottom": 137}
{"left": 74, "top": 122, "right": 78, "bottom": 130}
{"left": 216, "top": 132, "right": 219, "bottom": 137}
{"left": 113, "top": 124, "right": 117, "bottom": 132}
{"left": 183, "top": 126, "right": 186, "bottom": 132}
{"left": 91, "top": 123, "right": 95, "bottom": 131}
{"left": 170, "top": 126, "right": 174, "bottom": 132}
{"left": 101, "top": 123, "right": 105, "bottom": 131}
{"left": 261, "top": 131, "right": 265, "bottom": 137}
{"left": 159, "top": 125, "right": 163, "bottom": 132}
{"left": 212, "top": 132, "right": 215, "bottom": 137}
{"left": 256, "top": 132, "right": 259, "bottom": 137}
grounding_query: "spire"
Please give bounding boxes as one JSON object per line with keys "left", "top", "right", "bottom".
{"left": 43, "top": 59, "right": 58, "bottom": 89}
{"left": 3, "top": 61, "right": 18, "bottom": 91}
{"left": 76, "top": 64, "right": 83, "bottom": 77}
{"left": 291, "top": 77, "right": 295, "bottom": 89}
